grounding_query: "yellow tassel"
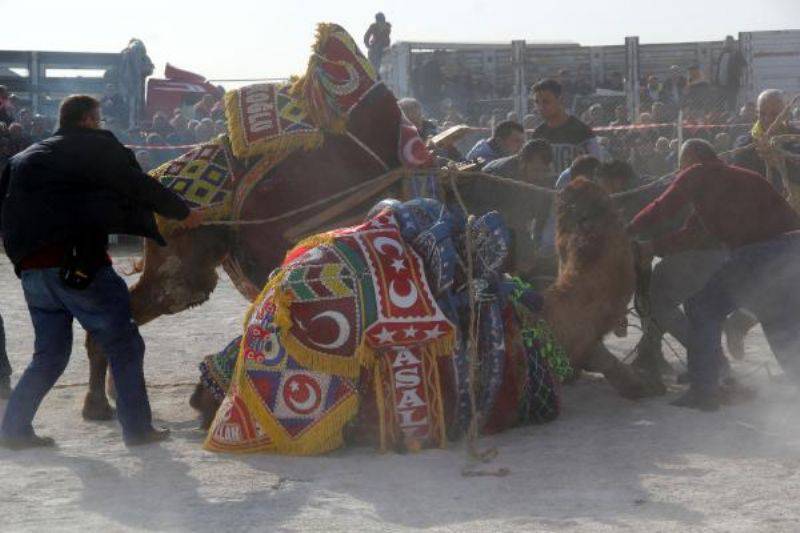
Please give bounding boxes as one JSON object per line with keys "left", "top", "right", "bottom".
{"left": 204, "top": 287, "right": 361, "bottom": 455}
{"left": 156, "top": 197, "right": 233, "bottom": 238}
{"left": 373, "top": 361, "right": 388, "bottom": 453}
{"left": 204, "top": 371, "right": 359, "bottom": 455}
{"left": 424, "top": 345, "right": 448, "bottom": 448}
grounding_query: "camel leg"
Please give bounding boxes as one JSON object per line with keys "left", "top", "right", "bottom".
{"left": 631, "top": 316, "right": 674, "bottom": 375}
{"left": 80, "top": 229, "right": 230, "bottom": 423}
{"left": 586, "top": 342, "right": 666, "bottom": 399}
{"left": 82, "top": 285, "right": 184, "bottom": 421}
{"left": 82, "top": 334, "right": 115, "bottom": 420}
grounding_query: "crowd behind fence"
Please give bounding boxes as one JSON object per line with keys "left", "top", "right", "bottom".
{"left": 2, "top": 73, "right": 799, "bottom": 185}
{"left": 0, "top": 87, "right": 228, "bottom": 173}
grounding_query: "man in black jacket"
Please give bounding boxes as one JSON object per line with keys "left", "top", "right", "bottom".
{"left": 0, "top": 95, "right": 199, "bottom": 449}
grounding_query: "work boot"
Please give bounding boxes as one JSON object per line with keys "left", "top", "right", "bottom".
{"left": 0, "top": 376, "right": 10, "bottom": 400}
{"left": 670, "top": 388, "right": 720, "bottom": 412}
{"left": 0, "top": 433, "right": 56, "bottom": 450}
{"left": 125, "top": 427, "right": 171, "bottom": 447}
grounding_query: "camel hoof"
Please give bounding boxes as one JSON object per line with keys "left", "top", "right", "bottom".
{"left": 82, "top": 393, "right": 115, "bottom": 421}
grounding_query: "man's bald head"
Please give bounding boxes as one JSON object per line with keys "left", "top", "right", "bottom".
{"left": 757, "top": 89, "right": 785, "bottom": 130}
{"left": 679, "top": 139, "right": 719, "bottom": 170}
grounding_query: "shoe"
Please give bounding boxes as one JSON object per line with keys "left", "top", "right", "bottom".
{"left": 0, "top": 433, "right": 56, "bottom": 450}
{"left": 125, "top": 427, "right": 171, "bottom": 447}
{"left": 670, "top": 388, "right": 720, "bottom": 412}
{"left": 0, "top": 377, "right": 10, "bottom": 400}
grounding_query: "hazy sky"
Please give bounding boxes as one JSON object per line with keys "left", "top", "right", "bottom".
{"left": 1, "top": 0, "right": 798, "bottom": 81}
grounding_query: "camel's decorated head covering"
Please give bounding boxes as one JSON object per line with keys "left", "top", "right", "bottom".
{"left": 296, "top": 23, "right": 378, "bottom": 133}
{"left": 224, "top": 23, "right": 378, "bottom": 161}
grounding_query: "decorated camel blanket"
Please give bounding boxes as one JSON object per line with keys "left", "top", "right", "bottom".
{"left": 203, "top": 199, "right": 570, "bottom": 456}
{"left": 151, "top": 23, "right": 379, "bottom": 230}
{"left": 205, "top": 208, "right": 454, "bottom": 454}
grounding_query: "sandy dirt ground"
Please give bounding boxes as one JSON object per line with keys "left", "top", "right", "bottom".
{"left": 2, "top": 249, "right": 800, "bottom": 533}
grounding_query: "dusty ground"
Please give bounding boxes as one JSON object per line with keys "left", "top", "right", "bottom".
{"left": 2, "top": 249, "right": 800, "bottom": 532}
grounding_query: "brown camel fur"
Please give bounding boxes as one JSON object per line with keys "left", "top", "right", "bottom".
{"left": 543, "top": 178, "right": 663, "bottom": 397}
{"left": 443, "top": 173, "right": 665, "bottom": 398}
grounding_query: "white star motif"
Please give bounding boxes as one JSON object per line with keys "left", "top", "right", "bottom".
{"left": 403, "top": 325, "right": 418, "bottom": 338}
{"left": 424, "top": 325, "right": 445, "bottom": 340}
{"left": 390, "top": 258, "right": 406, "bottom": 273}
{"left": 290, "top": 381, "right": 300, "bottom": 392}
{"left": 374, "top": 327, "right": 396, "bottom": 344}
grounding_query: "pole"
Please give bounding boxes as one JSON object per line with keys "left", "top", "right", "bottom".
{"left": 625, "top": 36, "right": 641, "bottom": 123}
{"left": 512, "top": 40, "right": 527, "bottom": 121}
{"left": 676, "top": 108, "right": 684, "bottom": 170}
{"left": 30, "top": 51, "right": 40, "bottom": 115}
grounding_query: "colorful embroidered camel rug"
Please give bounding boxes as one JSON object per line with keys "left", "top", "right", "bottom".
{"left": 205, "top": 209, "right": 455, "bottom": 455}
{"left": 201, "top": 200, "right": 569, "bottom": 455}
{"left": 152, "top": 23, "right": 380, "bottom": 235}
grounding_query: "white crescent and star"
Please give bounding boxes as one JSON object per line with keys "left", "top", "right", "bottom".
{"left": 390, "top": 258, "right": 406, "bottom": 273}
{"left": 374, "top": 327, "right": 396, "bottom": 344}
{"left": 373, "top": 236, "right": 404, "bottom": 257}
{"left": 303, "top": 311, "right": 351, "bottom": 350}
{"left": 389, "top": 280, "right": 418, "bottom": 309}
{"left": 424, "top": 325, "right": 445, "bottom": 340}
{"left": 402, "top": 325, "right": 418, "bottom": 338}
{"left": 284, "top": 376, "right": 322, "bottom": 414}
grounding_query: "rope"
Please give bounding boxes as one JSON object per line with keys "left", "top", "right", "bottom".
{"left": 447, "top": 170, "right": 509, "bottom": 478}
{"left": 770, "top": 134, "right": 800, "bottom": 161}
{"left": 194, "top": 167, "right": 557, "bottom": 231}
{"left": 53, "top": 381, "right": 197, "bottom": 390}
{"left": 198, "top": 168, "right": 407, "bottom": 227}
{"left": 611, "top": 141, "right": 757, "bottom": 199}
{"left": 346, "top": 131, "right": 390, "bottom": 171}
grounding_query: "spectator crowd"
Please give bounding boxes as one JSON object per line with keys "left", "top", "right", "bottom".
{"left": 0, "top": 33, "right": 794, "bottom": 186}
{"left": 0, "top": 84, "right": 226, "bottom": 173}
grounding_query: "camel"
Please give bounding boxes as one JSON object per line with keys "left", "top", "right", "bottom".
{"left": 189, "top": 177, "right": 666, "bottom": 431}
{"left": 82, "top": 24, "right": 432, "bottom": 420}
{"left": 445, "top": 173, "right": 666, "bottom": 398}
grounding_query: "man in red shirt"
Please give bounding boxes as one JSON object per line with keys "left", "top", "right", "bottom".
{"left": 629, "top": 139, "right": 800, "bottom": 410}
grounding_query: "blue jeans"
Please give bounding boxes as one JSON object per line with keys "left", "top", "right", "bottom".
{"left": 0, "top": 267, "right": 153, "bottom": 441}
{"left": 685, "top": 232, "right": 800, "bottom": 391}
{"left": 0, "top": 311, "right": 9, "bottom": 380}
